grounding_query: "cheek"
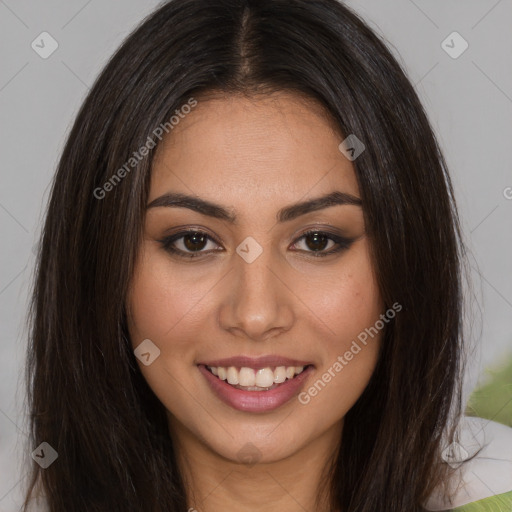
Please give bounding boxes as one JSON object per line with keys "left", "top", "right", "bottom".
{"left": 298, "top": 268, "right": 383, "bottom": 414}
{"left": 126, "top": 246, "right": 213, "bottom": 347}
{"left": 308, "top": 241, "right": 383, "bottom": 345}
{"left": 305, "top": 242, "right": 383, "bottom": 395}
{"left": 125, "top": 248, "right": 211, "bottom": 411}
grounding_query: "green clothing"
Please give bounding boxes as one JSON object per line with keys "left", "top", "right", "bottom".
{"left": 450, "top": 489, "right": 512, "bottom": 511}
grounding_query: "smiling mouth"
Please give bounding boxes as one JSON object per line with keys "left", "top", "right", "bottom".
{"left": 205, "top": 364, "right": 313, "bottom": 391}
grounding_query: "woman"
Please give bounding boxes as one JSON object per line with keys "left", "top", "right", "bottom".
{"left": 22, "top": 0, "right": 512, "bottom": 510}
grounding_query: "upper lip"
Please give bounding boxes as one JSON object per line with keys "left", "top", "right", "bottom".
{"left": 198, "top": 355, "right": 313, "bottom": 369}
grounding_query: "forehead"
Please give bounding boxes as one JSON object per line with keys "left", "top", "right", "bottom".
{"left": 149, "top": 91, "right": 360, "bottom": 208}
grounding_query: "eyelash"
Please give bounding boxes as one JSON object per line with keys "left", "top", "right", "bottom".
{"left": 158, "top": 229, "right": 354, "bottom": 259}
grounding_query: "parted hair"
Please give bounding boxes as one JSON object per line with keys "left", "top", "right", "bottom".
{"left": 23, "top": 1, "right": 468, "bottom": 510}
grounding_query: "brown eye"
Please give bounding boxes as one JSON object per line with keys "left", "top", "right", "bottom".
{"left": 303, "top": 232, "right": 332, "bottom": 252}
{"left": 159, "top": 230, "right": 222, "bottom": 258}
{"left": 290, "top": 230, "right": 354, "bottom": 257}
{"left": 182, "top": 232, "right": 208, "bottom": 252}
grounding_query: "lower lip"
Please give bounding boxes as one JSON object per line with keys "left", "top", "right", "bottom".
{"left": 198, "top": 364, "right": 314, "bottom": 413}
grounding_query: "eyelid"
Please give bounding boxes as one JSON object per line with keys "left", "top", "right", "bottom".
{"left": 157, "top": 228, "right": 222, "bottom": 258}
{"left": 290, "top": 229, "right": 354, "bottom": 257}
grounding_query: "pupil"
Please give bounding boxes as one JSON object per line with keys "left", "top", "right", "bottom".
{"left": 306, "top": 232, "right": 327, "bottom": 251}
{"left": 184, "top": 233, "right": 207, "bottom": 251}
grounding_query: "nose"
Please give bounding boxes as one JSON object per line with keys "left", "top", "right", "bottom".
{"left": 218, "top": 242, "right": 295, "bottom": 342}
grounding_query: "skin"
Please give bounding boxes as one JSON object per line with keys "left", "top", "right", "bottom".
{"left": 126, "top": 91, "right": 385, "bottom": 512}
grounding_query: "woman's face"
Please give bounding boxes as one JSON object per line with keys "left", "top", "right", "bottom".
{"left": 126, "top": 91, "right": 384, "bottom": 465}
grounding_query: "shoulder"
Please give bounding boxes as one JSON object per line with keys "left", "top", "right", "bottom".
{"left": 424, "top": 416, "right": 512, "bottom": 511}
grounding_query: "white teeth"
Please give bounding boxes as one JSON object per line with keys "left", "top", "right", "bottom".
{"left": 255, "top": 368, "right": 274, "bottom": 387}
{"left": 226, "top": 366, "right": 239, "bottom": 385}
{"left": 273, "top": 366, "right": 287, "bottom": 383}
{"left": 238, "top": 367, "right": 256, "bottom": 387}
{"left": 207, "top": 364, "right": 307, "bottom": 389}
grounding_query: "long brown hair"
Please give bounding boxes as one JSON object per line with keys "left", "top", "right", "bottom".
{"left": 22, "top": 0, "right": 469, "bottom": 510}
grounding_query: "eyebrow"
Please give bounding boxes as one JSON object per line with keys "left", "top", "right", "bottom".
{"left": 146, "top": 190, "right": 362, "bottom": 223}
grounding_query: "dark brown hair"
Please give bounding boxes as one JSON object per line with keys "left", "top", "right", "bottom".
{"left": 23, "top": 0, "right": 470, "bottom": 510}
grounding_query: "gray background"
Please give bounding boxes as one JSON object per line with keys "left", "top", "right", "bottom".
{"left": 1, "top": 0, "right": 511, "bottom": 509}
